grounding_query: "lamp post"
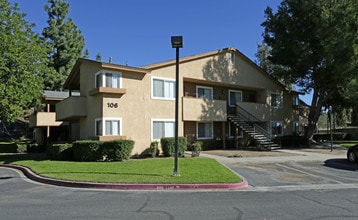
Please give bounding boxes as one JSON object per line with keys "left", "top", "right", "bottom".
{"left": 171, "top": 36, "right": 183, "bottom": 176}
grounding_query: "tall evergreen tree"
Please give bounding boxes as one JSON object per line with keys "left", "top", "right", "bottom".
{"left": 0, "top": 0, "right": 46, "bottom": 123}
{"left": 95, "top": 52, "right": 102, "bottom": 62}
{"left": 262, "top": 0, "right": 358, "bottom": 140}
{"left": 42, "top": 0, "right": 84, "bottom": 90}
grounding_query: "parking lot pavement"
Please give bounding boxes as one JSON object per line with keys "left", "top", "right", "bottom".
{"left": 201, "top": 146, "right": 358, "bottom": 191}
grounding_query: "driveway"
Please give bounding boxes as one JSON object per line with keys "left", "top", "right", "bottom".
{"left": 201, "top": 145, "right": 358, "bottom": 191}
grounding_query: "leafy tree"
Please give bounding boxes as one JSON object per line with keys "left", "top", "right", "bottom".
{"left": 83, "top": 49, "right": 89, "bottom": 59}
{"left": 42, "top": 0, "right": 84, "bottom": 90}
{"left": 0, "top": 0, "right": 46, "bottom": 123}
{"left": 95, "top": 52, "right": 102, "bottom": 62}
{"left": 262, "top": 0, "right": 358, "bottom": 140}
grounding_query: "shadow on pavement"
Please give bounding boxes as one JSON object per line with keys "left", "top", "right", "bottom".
{"left": 325, "top": 158, "right": 358, "bottom": 171}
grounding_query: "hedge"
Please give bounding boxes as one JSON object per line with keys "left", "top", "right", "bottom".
{"left": 72, "top": 140, "right": 103, "bottom": 161}
{"left": 47, "top": 143, "right": 73, "bottom": 160}
{"left": 161, "top": 137, "right": 187, "bottom": 157}
{"left": 102, "top": 140, "right": 134, "bottom": 161}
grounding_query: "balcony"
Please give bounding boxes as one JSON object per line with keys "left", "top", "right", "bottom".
{"left": 29, "top": 112, "right": 64, "bottom": 128}
{"left": 182, "top": 97, "right": 227, "bottom": 121}
{"left": 56, "top": 96, "right": 87, "bottom": 121}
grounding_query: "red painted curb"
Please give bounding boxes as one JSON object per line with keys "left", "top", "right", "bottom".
{"left": 0, "top": 164, "right": 248, "bottom": 190}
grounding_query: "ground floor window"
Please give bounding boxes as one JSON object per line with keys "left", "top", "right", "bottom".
{"left": 197, "top": 122, "right": 213, "bottom": 139}
{"left": 271, "top": 121, "right": 283, "bottom": 137}
{"left": 95, "top": 118, "right": 121, "bottom": 136}
{"left": 229, "top": 122, "right": 243, "bottom": 138}
{"left": 293, "top": 121, "right": 300, "bottom": 134}
{"left": 152, "top": 120, "right": 175, "bottom": 140}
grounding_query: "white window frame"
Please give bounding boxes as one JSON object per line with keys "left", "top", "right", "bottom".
{"left": 151, "top": 119, "right": 175, "bottom": 141}
{"left": 229, "top": 122, "right": 243, "bottom": 138}
{"left": 95, "top": 70, "right": 122, "bottom": 88}
{"left": 228, "top": 90, "right": 242, "bottom": 107}
{"left": 196, "top": 86, "right": 213, "bottom": 99}
{"left": 196, "top": 121, "right": 214, "bottom": 140}
{"left": 151, "top": 76, "right": 176, "bottom": 100}
{"left": 270, "top": 92, "right": 283, "bottom": 108}
{"left": 95, "top": 118, "right": 122, "bottom": 136}
{"left": 270, "top": 121, "right": 283, "bottom": 137}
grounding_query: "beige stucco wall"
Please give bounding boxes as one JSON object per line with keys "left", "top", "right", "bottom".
{"left": 57, "top": 49, "right": 300, "bottom": 154}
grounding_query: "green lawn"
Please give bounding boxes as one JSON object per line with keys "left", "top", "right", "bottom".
{"left": 0, "top": 154, "right": 242, "bottom": 184}
{"left": 334, "top": 140, "right": 358, "bottom": 147}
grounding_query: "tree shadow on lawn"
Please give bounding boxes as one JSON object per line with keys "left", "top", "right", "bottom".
{"left": 0, "top": 153, "right": 48, "bottom": 164}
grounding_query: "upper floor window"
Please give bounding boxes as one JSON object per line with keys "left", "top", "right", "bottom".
{"left": 152, "top": 77, "right": 175, "bottom": 100}
{"left": 229, "top": 90, "right": 242, "bottom": 107}
{"left": 270, "top": 92, "right": 283, "bottom": 108}
{"left": 96, "top": 71, "right": 121, "bottom": 88}
{"left": 197, "top": 86, "right": 213, "bottom": 99}
{"left": 293, "top": 96, "right": 299, "bottom": 106}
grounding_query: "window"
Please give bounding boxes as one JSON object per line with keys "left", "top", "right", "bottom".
{"left": 96, "top": 71, "right": 121, "bottom": 88}
{"left": 197, "top": 86, "right": 213, "bottom": 99}
{"left": 293, "top": 96, "right": 299, "bottom": 106}
{"left": 197, "top": 122, "right": 213, "bottom": 139}
{"left": 152, "top": 120, "right": 175, "bottom": 140}
{"left": 152, "top": 77, "right": 175, "bottom": 100}
{"left": 229, "top": 122, "right": 243, "bottom": 138}
{"left": 271, "top": 121, "right": 283, "bottom": 137}
{"left": 293, "top": 121, "right": 300, "bottom": 134}
{"left": 271, "top": 92, "right": 283, "bottom": 108}
{"left": 95, "top": 118, "right": 121, "bottom": 136}
{"left": 229, "top": 90, "right": 242, "bottom": 107}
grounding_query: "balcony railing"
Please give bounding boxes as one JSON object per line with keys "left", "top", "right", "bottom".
{"left": 182, "top": 97, "right": 227, "bottom": 121}
{"left": 56, "top": 96, "right": 87, "bottom": 121}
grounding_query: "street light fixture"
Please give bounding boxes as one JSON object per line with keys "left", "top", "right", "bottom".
{"left": 171, "top": 36, "right": 183, "bottom": 176}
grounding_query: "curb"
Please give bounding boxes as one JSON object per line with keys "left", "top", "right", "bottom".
{"left": 0, "top": 164, "right": 248, "bottom": 190}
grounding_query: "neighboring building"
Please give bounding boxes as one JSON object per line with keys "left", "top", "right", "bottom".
{"left": 29, "top": 90, "right": 78, "bottom": 146}
{"left": 36, "top": 47, "right": 302, "bottom": 154}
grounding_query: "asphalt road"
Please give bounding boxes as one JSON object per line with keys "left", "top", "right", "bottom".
{"left": 1, "top": 164, "right": 358, "bottom": 220}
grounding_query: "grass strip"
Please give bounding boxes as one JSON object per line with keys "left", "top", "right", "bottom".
{"left": 4, "top": 156, "right": 242, "bottom": 184}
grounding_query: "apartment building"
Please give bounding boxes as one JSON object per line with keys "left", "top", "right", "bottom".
{"left": 33, "top": 47, "right": 302, "bottom": 154}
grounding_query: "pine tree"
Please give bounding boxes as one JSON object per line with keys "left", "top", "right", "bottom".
{"left": 0, "top": 0, "right": 47, "bottom": 123}
{"left": 95, "top": 52, "right": 102, "bottom": 62}
{"left": 42, "top": 0, "right": 84, "bottom": 90}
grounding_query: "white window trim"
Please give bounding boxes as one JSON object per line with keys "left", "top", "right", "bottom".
{"left": 151, "top": 119, "right": 175, "bottom": 141}
{"left": 95, "top": 70, "right": 122, "bottom": 88}
{"left": 151, "top": 76, "right": 176, "bottom": 100}
{"left": 270, "top": 92, "right": 283, "bottom": 108}
{"left": 196, "top": 85, "right": 213, "bottom": 99}
{"left": 228, "top": 89, "right": 242, "bottom": 107}
{"left": 196, "top": 121, "right": 214, "bottom": 140}
{"left": 95, "top": 117, "right": 122, "bottom": 136}
{"left": 270, "top": 121, "right": 283, "bottom": 137}
{"left": 228, "top": 122, "right": 243, "bottom": 138}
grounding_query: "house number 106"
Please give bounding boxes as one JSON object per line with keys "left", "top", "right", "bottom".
{"left": 107, "top": 103, "right": 118, "bottom": 108}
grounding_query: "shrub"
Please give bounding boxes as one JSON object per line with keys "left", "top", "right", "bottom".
{"left": 190, "top": 141, "right": 202, "bottom": 157}
{"left": 101, "top": 140, "right": 134, "bottom": 161}
{"left": 148, "top": 141, "right": 159, "bottom": 158}
{"left": 72, "top": 140, "right": 103, "bottom": 161}
{"left": 27, "top": 143, "right": 46, "bottom": 153}
{"left": 47, "top": 143, "right": 73, "bottom": 160}
{"left": 313, "top": 133, "right": 348, "bottom": 142}
{"left": 275, "top": 135, "right": 308, "bottom": 148}
{"left": 161, "top": 137, "right": 187, "bottom": 157}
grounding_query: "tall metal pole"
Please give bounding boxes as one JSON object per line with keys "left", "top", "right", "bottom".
{"left": 173, "top": 47, "right": 180, "bottom": 176}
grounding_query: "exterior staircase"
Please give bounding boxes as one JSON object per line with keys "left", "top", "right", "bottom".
{"left": 227, "top": 106, "right": 280, "bottom": 150}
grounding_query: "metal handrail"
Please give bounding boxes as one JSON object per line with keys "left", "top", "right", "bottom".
{"left": 235, "top": 104, "right": 272, "bottom": 140}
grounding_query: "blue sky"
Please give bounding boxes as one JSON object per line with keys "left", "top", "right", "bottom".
{"left": 9, "top": 0, "right": 311, "bottom": 104}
